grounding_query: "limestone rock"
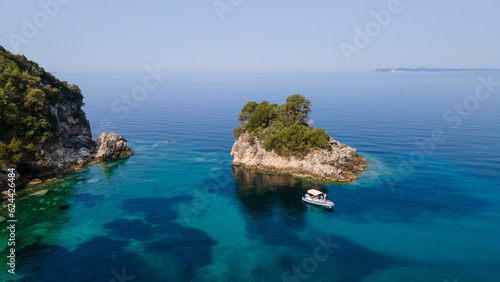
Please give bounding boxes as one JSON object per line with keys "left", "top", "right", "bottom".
{"left": 231, "top": 132, "right": 369, "bottom": 183}
{"left": 28, "top": 179, "right": 43, "bottom": 186}
{"left": 95, "top": 133, "right": 135, "bottom": 161}
{"left": 0, "top": 131, "right": 134, "bottom": 190}
{"left": 31, "top": 190, "right": 49, "bottom": 196}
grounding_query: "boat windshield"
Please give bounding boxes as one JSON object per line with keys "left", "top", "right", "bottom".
{"left": 307, "top": 189, "right": 324, "bottom": 196}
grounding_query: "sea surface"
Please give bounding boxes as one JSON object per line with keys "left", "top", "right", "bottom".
{"left": 1, "top": 72, "right": 499, "bottom": 281}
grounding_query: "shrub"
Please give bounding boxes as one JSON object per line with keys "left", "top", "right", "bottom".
{"left": 0, "top": 45, "right": 87, "bottom": 165}
{"left": 234, "top": 95, "right": 331, "bottom": 158}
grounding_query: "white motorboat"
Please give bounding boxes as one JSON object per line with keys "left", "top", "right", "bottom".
{"left": 302, "top": 189, "right": 334, "bottom": 209}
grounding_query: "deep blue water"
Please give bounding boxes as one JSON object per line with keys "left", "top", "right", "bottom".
{"left": 1, "top": 72, "right": 499, "bottom": 281}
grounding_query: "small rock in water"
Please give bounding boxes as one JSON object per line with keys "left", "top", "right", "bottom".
{"left": 46, "top": 177, "right": 58, "bottom": 183}
{"left": 28, "top": 178, "right": 43, "bottom": 186}
{"left": 1, "top": 191, "right": 12, "bottom": 199}
{"left": 31, "top": 229, "right": 48, "bottom": 236}
{"left": 95, "top": 132, "right": 134, "bottom": 160}
{"left": 31, "top": 190, "right": 49, "bottom": 196}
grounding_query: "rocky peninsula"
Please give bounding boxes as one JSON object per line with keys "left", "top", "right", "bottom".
{"left": 231, "top": 95, "right": 369, "bottom": 182}
{"left": 0, "top": 46, "right": 133, "bottom": 190}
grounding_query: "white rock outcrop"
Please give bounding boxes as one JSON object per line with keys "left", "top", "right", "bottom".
{"left": 95, "top": 133, "right": 134, "bottom": 161}
{"left": 231, "top": 132, "right": 369, "bottom": 182}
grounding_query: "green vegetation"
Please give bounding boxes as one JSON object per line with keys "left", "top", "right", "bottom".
{"left": 0, "top": 46, "right": 86, "bottom": 165}
{"left": 234, "top": 94, "right": 330, "bottom": 157}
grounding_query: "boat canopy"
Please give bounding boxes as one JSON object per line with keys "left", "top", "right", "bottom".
{"left": 307, "top": 189, "right": 324, "bottom": 196}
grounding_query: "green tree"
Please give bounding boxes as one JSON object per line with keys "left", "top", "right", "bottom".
{"left": 282, "top": 94, "right": 311, "bottom": 126}
{"left": 246, "top": 101, "right": 271, "bottom": 131}
{"left": 238, "top": 101, "right": 258, "bottom": 125}
{"left": 0, "top": 45, "right": 87, "bottom": 165}
{"left": 234, "top": 95, "right": 331, "bottom": 158}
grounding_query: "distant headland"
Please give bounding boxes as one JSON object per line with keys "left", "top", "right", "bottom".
{"left": 231, "top": 95, "right": 369, "bottom": 183}
{"left": 375, "top": 68, "right": 500, "bottom": 73}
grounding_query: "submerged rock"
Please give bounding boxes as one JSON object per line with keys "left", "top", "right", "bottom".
{"left": 58, "top": 204, "right": 70, "bottom": 210}
{"left": 31, "top": 190, "right": 49, "bottom": 196}
{"left": 231, "top": 132, "right": 369, "bottom": 183}
{"left": 27, "top": 179, "right": 43, "bottom": 186}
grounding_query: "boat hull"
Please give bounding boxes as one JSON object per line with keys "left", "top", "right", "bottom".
{"left": 302, "top": 197, "right": 334, "bottom": 209}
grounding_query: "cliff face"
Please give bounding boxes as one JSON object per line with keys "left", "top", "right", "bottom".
{"left": 34, "top": 99, "right": 133, "bottom": 172}
{"left": 231, "top": 132, "right": 369, "bottom": 182}
{"left": 0, "top": 112, "right": 134, "bottom": 189}
{"left": 33, "top": 99, "right": 95, "bottom": 172}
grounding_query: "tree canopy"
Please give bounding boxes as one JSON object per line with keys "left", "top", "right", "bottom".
{"left": 234, "top": 94, "right": 330, "bottom": 157}
{"left": 0, "top": 46, "right": 86, "bottom": 165}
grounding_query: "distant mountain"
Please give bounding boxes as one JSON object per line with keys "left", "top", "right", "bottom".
{"left": 375, "top": 68, "right": 500, "bottom": 73}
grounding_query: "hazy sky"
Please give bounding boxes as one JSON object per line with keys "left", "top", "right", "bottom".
{"left": 1, "top": 0, "right": 499, "bottom": 73}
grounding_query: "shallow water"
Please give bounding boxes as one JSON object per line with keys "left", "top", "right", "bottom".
{"left": 1, "top": 72, "right": 499, "bottom": 281}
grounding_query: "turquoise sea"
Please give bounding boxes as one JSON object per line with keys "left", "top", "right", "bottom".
{"left": 1, "top": 72, "right": 499, "bottom": 281}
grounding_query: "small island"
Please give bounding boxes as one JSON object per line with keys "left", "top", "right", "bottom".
{"left": 231, "top": 95, "right": 369, "bottom": 182}
{"left": 0, "top": 46, "right": 133, "bottom": 189}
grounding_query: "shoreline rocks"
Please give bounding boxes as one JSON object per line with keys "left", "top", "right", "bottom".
{"left": 0, "top": 132, "right": 134, "bottom": 190}
{"left": 95, "top": 133, "right": 134, "bottom": 161}
{"left": 231, "top": 132, "right": 369, "bottom": 183}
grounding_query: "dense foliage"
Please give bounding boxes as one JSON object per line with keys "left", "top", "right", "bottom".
{"left": 0, "top": 46, "right": 85, "bottom": 165}
{"left": 234, "top": 94, "right": 330, "bottom": 157}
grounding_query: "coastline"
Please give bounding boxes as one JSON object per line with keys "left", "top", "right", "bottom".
{"left": 231, "top": 132, "right": 369, "bottom": 183}
{"left": 0, "top": 132, "right": 134, "bottom": 192}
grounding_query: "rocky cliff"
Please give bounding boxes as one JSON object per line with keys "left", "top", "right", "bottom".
{"left": 231, "top": 132, "right": 369, "bottom": 182}
{"left": 0, "top": 106, "right": 134, "bottom": 189}
{"left": 0, "top": 46, "right": 133, "bottom": 190}
{"left": 30, "top": 89, "right": 134, "bottom": 175}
